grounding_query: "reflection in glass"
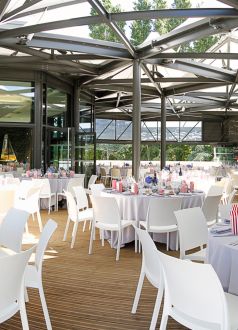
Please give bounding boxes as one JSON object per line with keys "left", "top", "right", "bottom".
{"left": 0, "top": 81, "right": 34, "bottom": 122}
{"left": 47, "top": 87, "right": 68, "bottom": 127}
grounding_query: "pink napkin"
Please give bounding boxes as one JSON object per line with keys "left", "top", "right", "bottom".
{"left": 230, "top": 204, "right": 238, "bottom": 235}
{"left": 112, "top": 179, "right": 117, "bottom": 189}
{"left": 116, "top": 181, "right": 123, "bottom": 192}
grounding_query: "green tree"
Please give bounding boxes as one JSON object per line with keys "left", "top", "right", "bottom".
{"left": 153, "top": 0, "right": 167, "bottom": 35}
{"left": 188, "top": 145, "right": 213, "bottom": 161}
{"left": 89, "top": 0, "right": 126, "bottom": 42}
{"left": 164, "top": 0, "right": 191, "bottom": 33}
{"left": 166, "top": 144, "right": 192, "bottom": 161}
{"left": 130, "top": 0, "right": 153, "bottom": 46}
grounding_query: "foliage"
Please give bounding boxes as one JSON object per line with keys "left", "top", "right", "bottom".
{"left": 130, "top": 0, "right": 153, "bottom": 46}
{"left": 89, "top": 0, "right": 126, "bottom": 42}
{"left": 166, "top": 144, "right": 192, "bottom": 161}
{"left": 188, "top": 145, "right": 213, "bottom": 161}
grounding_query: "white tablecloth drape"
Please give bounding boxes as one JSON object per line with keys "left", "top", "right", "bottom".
{"left": 40, "top": 178, "right": 69, "bottom": 209}
{"left": 101, "top": 191, "right": 205, "bottom": 250}
{"left": 206, "top": 234, "right": 238, "bottom": 295}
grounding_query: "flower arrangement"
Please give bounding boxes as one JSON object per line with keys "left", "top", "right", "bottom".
{"left": 145, "top": 175, "right": 158, "bottom": 185}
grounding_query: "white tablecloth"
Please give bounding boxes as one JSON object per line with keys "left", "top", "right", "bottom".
{"left": 101, "top": 191, "right": 205, "bottom": 250}
{"left": 41, "top": 178, "right": 69, "bottom": 209}
{"left": 206, "top": 234, "right": 238, "bottom": 295}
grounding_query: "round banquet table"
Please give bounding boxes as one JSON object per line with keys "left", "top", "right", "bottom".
{"left": 101, "top": 190, "right": 205, "bottom": 250}
{"left": 206, "top": 233, "right": 238, "bottom": 295}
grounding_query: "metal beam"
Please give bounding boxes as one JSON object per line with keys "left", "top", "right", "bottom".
{"left": 132, "top": 60, "right": 141, "bottom": 181}
{"left": 112, "top": 8, "right": 238, "bottom": 21}
{"left": 162, "top": 59, "right": 236, "bottom": 82}
{"left": 218, "top": 0, "right": 238, "bottom": 9}
{"left": 138, "top": 17, "right": 238, "bottom": 59}
{"left": 0, "top": 0, "right": 11, "bottom": 20}
{"left": 2, "top": 0, "right": 85, "bottom": 21}
{"left": 164, "top": 82, "right": 230, "bottom": 96}
{"left": 160, "top": 94, "right": 166, "bottom": 170}
{"left": 87, "top": 0, "right": 135, "bottom": 57}
{"left": 147, "top": 52, "right": 238, "bottom": 61}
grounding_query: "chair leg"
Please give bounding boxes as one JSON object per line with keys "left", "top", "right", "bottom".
{"left": 176, "top": 231, "right": 179, "bottom": 251}
{"left": 24, "top": 287, "right": 29, "bottom": 303}
{"left": 63, "top": 217, "right": 70, "bottom": 241}
{"left": 71, "top": 222, "right": 79, "bottom": 248}
{"left": 19, "top": 288, "right": 29, "bottom": 330}
{"left": 131, "top": 269, "right": 145, "bottom": 313}
{"left": 38, "top": 284, "right": 52, "bottom": 330}
{"left": 150, "top": 286, "right": 164, "bottom": 330}
{"left": 37, "top": 211, "right": 43, "bottom": 232}
{"left": 89, "top": 225, "right": 95, "bottom": 254}
{"left": 102, "top": 229, "right": 105, "bottom": 246}
{"left": 25, "top": 222, "right": 29, "bottom": 234}
{"left": 48, "top": 198, "right": 51, "bottom": 214}
{"left": 166, "top": 232, "right": 169, "bottom": 251}
{"left": 116, "top": 230, "right": 121, "bottom": 261}
{"left": 160, "top": 313, "right": 168, "bottom": 330}
{"left": 83, "top": 220, "right": 87, "bottom": 232}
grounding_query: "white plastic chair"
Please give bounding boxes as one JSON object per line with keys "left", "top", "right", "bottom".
{"left": 56, "top": 177, "right": 85, "bottom": 211}
{"left": 0, "top": 189, "right": 15, "bottom": 217}
{"left": 207, "top": 185, "right": 224, "bottom": 196}
{"left": 36, "top": 179, "right": 56, "bottom": 214}
{"left": 140, "top": 197, "right": 182, "bottom": 251}
{"left": 0, "top": 246, "right": 35, "bottom": 330}
{"left": 73, "top": 173, "right": 85, "bottom": 187}
{"left": 132, "top": 227, "right": 163, "bottom": 330}
{"left": 15, "top": 186, "right": 43, "bottom": 232}
{"left": 25, "top": 219, "right": 57, "bottom": 330}
{"left": 89, "top": 196, "right": 135, "bottom": 261}
{"left": 202, "top": 194, "right": 222, "bottom": 226}
{"left": 100, "top": 167, "right": 111, "bottom": 186}
{"left": 73, "top": 186, "right": 93, "bottom": 232}
{"left": 90, "top": 183, "right": 105, "bottom": 196}
{"left": 158, "top": 250, "right": 238, "bottom": 330}
{"left": 174, "top": 207, "right": 208, "bottom": 261}
{"left": 0, "top": 208, "right": 30, "bottom": 252}
{"left": 63, "top": 191, "right": 93, "bottom": 248}
{"left": 85, "top": 175, "right": 97, "bottom": 194}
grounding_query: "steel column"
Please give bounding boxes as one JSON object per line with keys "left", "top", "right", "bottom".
{"left": 160, "top": 94, "right": 166, "bottom": 170}
{"left": 34, "top": 71, "right": 43, "bottom": 169}
{"left": 132, "top": 60, "right": 141, "bottom": 181}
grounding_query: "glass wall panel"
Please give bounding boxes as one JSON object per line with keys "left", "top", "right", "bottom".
{"left": 141, "top": 121, "right": 157, "bottom": 141}
{"left": 96, "top": 119, "right": 115, "bottom": 140}
{"left": 0, "top": 127, "right": 32, "bottom": 166}
{"left": 47, "top": 129, "right": 70, "bottom": 170}
{"left": 47, "top": 87, "right": 68, "bottom": 127}
{"left": 79, "top": 100, "right": 93, "bottom": 133}
{"left": 75, "top": 133, "right": 95, "bottom": 185}
{"left": 0, "top": 81, "right": 34, "bottom": 122}
{"left": 116, "top": 120, "right": 132, "bottom": 140}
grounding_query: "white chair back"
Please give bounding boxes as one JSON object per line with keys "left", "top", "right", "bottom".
{"left": 0, "top": 246, "right": 35, "bottom": 323}
{"left": 73, "top": 174, "right": 85, "bottom": 187}
{"left": 91, "top": 196, "right": 121, "bottom": 225}
{"left": 219, "top": 203, "right": 232, "bottom": 221}
{"left": 36, "top": 179, "right": 51, "bottom": 195}
{"left": 35, "top": 219, "right": 57, "bottom": 270}
{"left": 67, "top": 178, "right": 85, "bottom": 196}
{"left": 207, "top": 185, "right": 224, "bottom": 196}
{"left": 73, "top": 186, "right": 88, "bottom": 210}
{"left": 88, "top": 175, "right": 97, "bottom": 189}
{"left": 146, "top": 197, "right": 182, "bottom": 228}
{"left": 202, "top": 194, "right": 222, "bottom": 224}
{"left": 5, "top": 177, "right": 20, "bottom": 185}
{"left": 228, "top": 189, "right": 236, "bottom": 204}
{"left": 158, "top": 250, "right": 228, "bottom": 329}
{"left": 0, "top": 189, "right": 15, "bottom": 215}
{"left": 15, "top": 180, "right": 33, "bottom": 200}
{"left": 134, "top": 226, "right": 162, "bottom": 287}
{"left": 64, "top": 190, "right": 78, "bottom": 222}
{"left": 0, "top": 208, "right": 30, "bottom": 252}
{"left": 90, "top": 183, "right": 105, "bottom": 196}
{"left": 174, "top": 207, "right": 208, "bottom": 259}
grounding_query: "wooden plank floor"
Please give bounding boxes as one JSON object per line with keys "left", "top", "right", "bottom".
{"left": 1, "top": 209, "right": 187, "bottom": 329}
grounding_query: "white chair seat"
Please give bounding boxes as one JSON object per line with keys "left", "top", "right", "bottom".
{"left": 96, "top": 219, "right": 134, "bottom": 231}
{"left": 225, "top": 292, "right": 238, "bottom": 330}
{"left": 185, "top": 248, "right": 207, "bottom": 261}
{"left": 24, "top": 264, "right": 38, "bottom": 288}
{"left": 140, "top": 221, "right": 177, "bottom": 232}
{"left": 77, "top": 208, "right": 93, "bottom": 221}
